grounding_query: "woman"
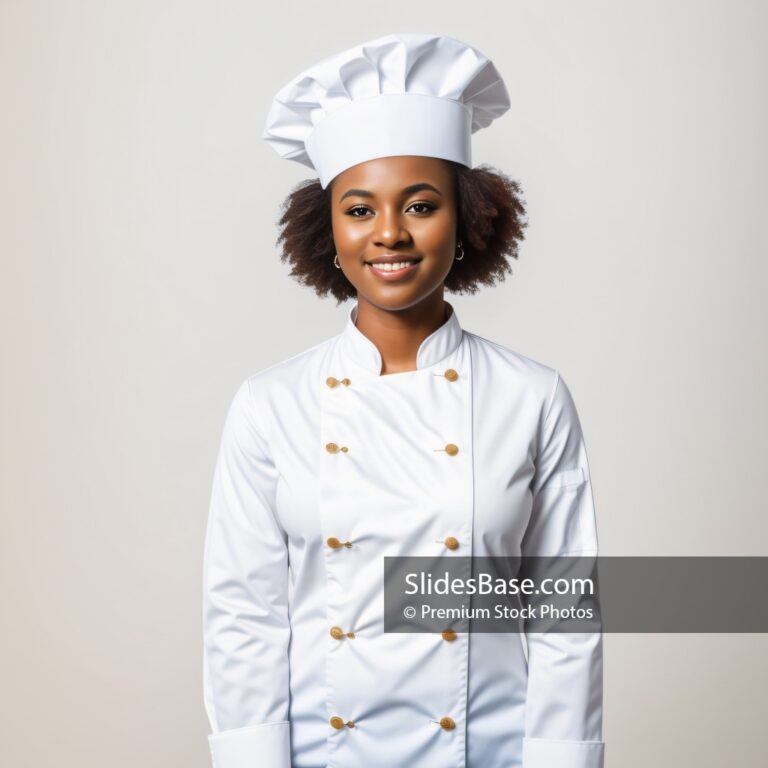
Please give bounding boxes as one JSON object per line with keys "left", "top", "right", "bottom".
{"left": 203, "top": 33, "right": 604, "bottom": 768}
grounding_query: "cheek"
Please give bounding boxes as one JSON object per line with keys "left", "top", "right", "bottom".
{"left": 414, "top": 215, "right": 455, "bottom": 254}
{"left": 332, "top": 216, "right": 368, "bottom": 252}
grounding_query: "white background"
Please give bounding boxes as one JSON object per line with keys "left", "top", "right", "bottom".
{"left": 1, "top": 1, "right": 766, "bottom": 765}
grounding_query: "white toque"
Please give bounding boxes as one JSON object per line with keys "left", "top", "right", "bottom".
{"left": 263, "top": 32, "right": 510, "bottom": 189}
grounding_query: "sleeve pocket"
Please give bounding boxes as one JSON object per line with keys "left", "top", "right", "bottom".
{"left": 540, "top": 466, "right": 585, "bottom": 490}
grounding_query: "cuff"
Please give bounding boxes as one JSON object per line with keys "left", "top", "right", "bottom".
{"left": 208, "top": 721, "right": 290, "bottom": 768}
{"left": 522, "top": 737, "right": 604, "bottom": 768}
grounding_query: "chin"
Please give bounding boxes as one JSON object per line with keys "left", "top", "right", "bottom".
{"left": 358, "top": 288, "right": 443, "bottom": 313}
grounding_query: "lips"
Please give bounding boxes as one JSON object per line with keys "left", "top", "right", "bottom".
{"left": 364, "top": 257, "right": 422, "bottom": 267}
{"left": 364, "top": 259, "right": 422, "bottom": 280}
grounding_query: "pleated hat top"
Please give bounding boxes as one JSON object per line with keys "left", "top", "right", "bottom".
{"left": 262, "top": 32, "right": 511, "bottom": 188}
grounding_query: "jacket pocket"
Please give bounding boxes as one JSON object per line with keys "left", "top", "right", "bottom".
{"left": 541, "top": 466, "right": 585, "bottom": 490}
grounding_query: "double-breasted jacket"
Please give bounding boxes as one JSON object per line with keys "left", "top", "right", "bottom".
{"left": 203, "top": 301, "right": 604, "bottom": 768}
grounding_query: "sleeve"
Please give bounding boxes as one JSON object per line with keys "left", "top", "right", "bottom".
{"left": 202, "top": 379, "right": 292, "bottom": 768}
{"left": 520, "top": 370, "right": 604, "bottom": 768}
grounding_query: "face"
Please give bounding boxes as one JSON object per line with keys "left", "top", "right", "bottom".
{"left": 330, "top": 155, "right": 458, "bottom": 312}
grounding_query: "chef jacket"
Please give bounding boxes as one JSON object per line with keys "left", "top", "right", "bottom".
{"left": 202, "top": 300, "right": 604, "bottom": 768}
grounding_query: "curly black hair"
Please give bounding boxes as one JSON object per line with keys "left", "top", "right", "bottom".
{"left": 275, "top": 160, "right": 528, "bottom": 304}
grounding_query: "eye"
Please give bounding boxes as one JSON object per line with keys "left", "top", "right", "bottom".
{"left": 344, "top": 201, "right": 437, "bottom": 218}
{"left": 345, "top": 205, "right": 372, "bottom": 217}
{"left": 407, "top": 201, "right": 436, "bottom": 214}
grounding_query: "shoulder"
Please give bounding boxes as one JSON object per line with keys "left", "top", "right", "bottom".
{"left": 464, "top": 330, "right": 561, "bottom": 413}
{"left": 465, "top": 331, "right": 587, "bottom": 452}
{"left": 243, "top": 335, "right": 335, "bottom": 394}
{"left": 224, "top": 335, "right": 336, "bottom": 435}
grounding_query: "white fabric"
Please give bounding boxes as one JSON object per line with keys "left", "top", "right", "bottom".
{"left": 208, "top": 721, "right": 290, "bottom": 768}
{"left": 202, "top": 301, "right": 604, "bottom": 767}
{"left": 522, "top": 737, "right": 605, "bottom": 768}
{"left": 262, "top": 32, "right": 511, "bottom": 188}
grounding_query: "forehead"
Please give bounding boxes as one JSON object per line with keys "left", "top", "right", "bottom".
{"left": 331, "top": 155, "right": 453, "bottom": 193}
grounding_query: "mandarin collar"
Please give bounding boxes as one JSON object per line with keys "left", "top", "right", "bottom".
{"left": 339, "top": 301, "right": 464, "bottom": 375}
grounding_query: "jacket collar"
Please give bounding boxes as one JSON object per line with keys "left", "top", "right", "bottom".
{"left": 339, "top": 300, "right": 464, "bottom": 375}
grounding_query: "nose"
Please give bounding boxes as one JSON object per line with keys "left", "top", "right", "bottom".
{"left": 372, "top": 206, "right": 411, "bottom": 248}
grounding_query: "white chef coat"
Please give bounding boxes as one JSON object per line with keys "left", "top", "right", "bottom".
{"left": 202, "top": 300, "right": 604, "bottom": 768}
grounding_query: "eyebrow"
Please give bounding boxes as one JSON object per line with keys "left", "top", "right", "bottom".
{"left": 338, "top": 182, "right": 443, "bottom": 204}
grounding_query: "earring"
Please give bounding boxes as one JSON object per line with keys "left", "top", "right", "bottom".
{"left": 334, "top": 254, "right": 341, "bottom": 269}
{"left": 455, "top": 241, "right": 465, "bottom": 261}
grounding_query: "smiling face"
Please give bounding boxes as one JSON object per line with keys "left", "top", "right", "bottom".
{"left": 329, "top": 155, "right": 458, "bottom": 312}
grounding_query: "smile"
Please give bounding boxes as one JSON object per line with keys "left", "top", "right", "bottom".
{"left": 365, "top": 259, "right": 422, "bottom": 280}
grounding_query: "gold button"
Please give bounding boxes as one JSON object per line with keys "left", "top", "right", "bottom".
{"left": 327, "top": 537, "right": 352, "bottom": 549}
{"left": 439, "top": 716, "right": 456, "bottom": 731}
{"left": 327, "top": 376, "right": 352, "bottom": 387}
{"left": 326, "top": 442, "right": 339, "bottom": 453}
{"left": 441, "top": 629, "right": 457, "bottom": 642}
{"left": 330, "top": 716, "right": 345, "bottom": 730}
{"left": 445, "top": 443, "right": 459, "bottom": 456}
{"left": 444, "top": 536, "right": 460, "bottom": 551}
{"left": 444, "top": 369, "right": 459, "bottom": 382}
{"left": 330, "top": 626, "right": 345, "bottom": 640}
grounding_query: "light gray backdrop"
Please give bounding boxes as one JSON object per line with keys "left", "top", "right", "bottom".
{"left": 1, "top": 1, "right": 766, "bottom": 766}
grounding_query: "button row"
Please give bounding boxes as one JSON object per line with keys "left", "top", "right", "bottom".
{"left": 327, "top": 370, "right": 459, "bottom": 387}
{"left": 323, "top": 366, "right": 460, "bottom": 741}
{"left": 327, "top": 536, "right": 460, "bottom": 551}
{"left": 326, "top": 533, "right": 460, "bottom": 641}
{"left": 329, "top": 715, "right": 456, "bottom": 730}
{"left": 328, "top": 625, "right": 455, "bottom": 642}
{"left": 326, "top": 442, "right": 460, "bottom": 455}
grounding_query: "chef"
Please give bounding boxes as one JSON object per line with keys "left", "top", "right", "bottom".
{"left": 202, "top": 32, "right": 604, "bottom": 768}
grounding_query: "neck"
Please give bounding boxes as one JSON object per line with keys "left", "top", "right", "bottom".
{"left": 354, "top": 292, "right": 448, "bottom": 375}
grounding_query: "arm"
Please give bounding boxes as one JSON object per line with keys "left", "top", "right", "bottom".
{"left": 202, "top": 380, "right": 291, "bottom": 768}
{"left": 521, "top": 371, "right": 604, "bottom": 768}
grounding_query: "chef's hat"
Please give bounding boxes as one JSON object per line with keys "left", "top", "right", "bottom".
{"left": 263, "top": 32, "right": 510, "bottom": 189}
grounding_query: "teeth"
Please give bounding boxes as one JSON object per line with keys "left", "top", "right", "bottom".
{"left": 371, "top": 261, "right": 413, "bottom": 271}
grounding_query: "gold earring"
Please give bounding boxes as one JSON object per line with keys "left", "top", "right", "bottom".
{"left": 455, "top": 241, "right": 465, "bottom": 261}
{"left": 334, "top": 254, "right": 341, "bottom": 269}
